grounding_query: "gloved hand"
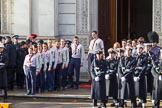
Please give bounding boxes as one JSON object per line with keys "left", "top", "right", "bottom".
{"left": 105, "top": 74, "right": 109, "bottom": 79}
{"left": 134, "top": 77, "right": 140, "bottom": 81}
{"left": 121, "top": 77, "right": 126, "bottom": 82}
{"left": 156, "top": 67, "right": 159, "bottom": 72}
{"left": 159, "top": 75, "right": 162, "bottom": 81}
{"left": 95, "top": 76, "right": 100, "bottom": 81}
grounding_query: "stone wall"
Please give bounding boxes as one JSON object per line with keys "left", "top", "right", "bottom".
{"left": 153, "top": 0, "right": 162, "bottom": 46}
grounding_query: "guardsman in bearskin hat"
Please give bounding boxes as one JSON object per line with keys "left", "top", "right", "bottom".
{"left": 118, "top": 46, "right": 137, "bottom": 108}
{"left": 0, "top": 43, "right": 8, "bottom": 102}
{"left": 105, "top": 48, "right": 119, "bottom": 108}
{"left": 134, "top": 45, "right": 147, "bottom": 108}
{"left": 147, "top": 31, "right": 161, "bottom": 63}
{"left": 151, "top": 49, "right": 162, "bottom": 108}
{"left": 90, "top": 50, "right": 107, "bottom": 108}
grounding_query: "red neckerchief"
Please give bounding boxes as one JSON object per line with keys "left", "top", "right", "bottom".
{"left": 29, "top": 53, "right": 34, "bottom": 66}
{"left": 92, "top": 38, "right": 98, "bottom": 49}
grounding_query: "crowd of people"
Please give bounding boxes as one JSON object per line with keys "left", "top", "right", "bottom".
{"left": 0, "top": 34, "right": 85, "bottom": 101}
{"left": 0, "top": 30, "right": 162, "bottom": 108}
{"left": 89, "top": 31, "right": 162, "bottom": 108}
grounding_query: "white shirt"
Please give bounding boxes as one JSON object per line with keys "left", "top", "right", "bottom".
{"left": 71, "top": 43, "right": 85, "bottom": 63}
{"left": 56, "top": 47, "right": 66, "bottom": 64}
{"left": 89, "top": 38, "right": 104, "bottom": 54}
{"left": 23, "top": 53, "right": 40, "bottom": 73}
{"left": 61, "top": 46, "right": 69, "bottom": 66}
{"left": 49, "top": 47, "right": 58, "bottom": 68}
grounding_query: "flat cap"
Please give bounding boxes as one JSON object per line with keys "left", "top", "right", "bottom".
{"left": 125, "top": 46, "right": 133, "bottom": 50}
{"left": 29, "top": 33, "right": 38, "bottom": 39}
{"left": 136, "top": 44, "right": 144, "bottom": 49}
{"left": 117, "top": 48, "right": 125, "bottom": 53}
{"left": 95, "top": 50, "right": 103, "bottom": 54}
{"left": 108, "top": 48, "right": 116, "bottom": 54}
{"left": 144, "top": 43, "right": 152, "bottom": 46}
{"left": 12, "top": 35, "right": 19, "bottom": 39}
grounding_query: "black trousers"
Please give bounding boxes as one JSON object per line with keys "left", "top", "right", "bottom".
{"left": 7, "top": 68, "right": 15, "bottom": 90}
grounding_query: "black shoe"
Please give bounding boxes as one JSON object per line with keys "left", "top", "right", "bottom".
{"left": 62, "top": 87, "right": 65, "bottom": 90}
{"left": 56, "top": 88, "right": 61, "bottom": 91}
{"left": 67, "top": 85, "right": 73, "bottom": 89}
{"left": 74, "top": 85, "right": 78, "bottom": 89}
{"left": 119, "top": 103, "right": 124, "bottom": 107}
{"left": 137, "top": 102, "right": 142, "bottom": 107}
{"left": 110, "top": 102, "right": 115, "bottom": 107}
{"left": 3, "top": 98, "right": 8, "bottom": 103}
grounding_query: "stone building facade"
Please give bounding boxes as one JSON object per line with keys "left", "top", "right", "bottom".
{"left": 0, "top": 0, "right": 98, "bottom": 50}
{"left": 1, "top": 0, "right": 162, "bottom": 80}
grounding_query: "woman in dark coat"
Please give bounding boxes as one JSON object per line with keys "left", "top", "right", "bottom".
{"left": 105, "top": 48, "right": 118, "bottom": 107}
{"left": 151, "top": 49, "right": 162, "bottom": 108}
{"left": 90, "top": 50, "right": 107, "bottom": 108}
{"left": 0, "top": 42, "right": 8, "bottom": 102}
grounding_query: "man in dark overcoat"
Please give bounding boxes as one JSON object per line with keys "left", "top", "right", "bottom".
{"left": 151, "top": 49, "right": 162, "bottom": 108}
{"left": 105, "top": 48, "right": 118, "bottom": 107}
{"left": 134, "top": 45, "right": 147, "bottom": 108}
{"left": 90, "top": 50, "right": 107, "bottom": 108}
{"left": 0, "top": 42, "right": 8, "bottom": 102}
{"left": 118, "top": 46, "right": 137, "bottom": 108}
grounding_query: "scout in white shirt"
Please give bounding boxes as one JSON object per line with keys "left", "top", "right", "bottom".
{"left": 60, "top": 38, "right": 70, "bottom": 89}
{"left": 68, "top": 36, "right": 85, "bottom": 89}
{"left": 47, "top": 39, "right": 58, "bottom": 91}
{"left": 42, "top": 43, "right": 51, "bottom": 91}
{"left": 23, "top": 47, "right": 40, "bottom": 95}
{"left": 88, "top": 31, "right": 104, "bottom": 63}
{"left": 55, "top": 39, "right": 66, "bottom": 91}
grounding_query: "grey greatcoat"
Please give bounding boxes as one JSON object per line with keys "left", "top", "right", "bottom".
{"left": 105, "top": 58, "right": 118, "bottom": 98}
{"left": 134, "top": 54, "right": 147, "bottom": 100}
{"left": 144, "top": 51, "right": 155, "bottom": 93}
{"left": 90, "top": 59, "right": 106, "bottom": 100}
{"left": 152, "top": 60, "right": 162, "bottom": 100}
{"left": 0, "top": 51, "right": 8, "bottom": 89}
{"left": 118, "top": 56, "right": 136, "bottom": 100}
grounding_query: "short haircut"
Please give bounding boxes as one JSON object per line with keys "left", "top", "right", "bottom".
{"left": 55, "top": 38, "right": 60, "bottom": 42}
{"left": 122, "top": 39, "right": 127, "bottom": 42}
{"left": 92, "top": 30, "right": 98, "bottom": 34}
{"left": 74, "top": 36, "right": 79, "bottom": 40}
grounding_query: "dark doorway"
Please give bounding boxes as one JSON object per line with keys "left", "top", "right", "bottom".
{"left": 98, "top": 0, "right": 116, "bottom": 54}
{"left": 98, "top": 0, "right": 152, "bottom": 51}
{"left": 117, "top": 0, "right": 152, "bottom": 42}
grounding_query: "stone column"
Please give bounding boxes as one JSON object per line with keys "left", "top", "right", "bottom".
{"left": 1, "top": 0, "right": 8, "bottom": 34}
{"left": 153, "top": 0, "right": 162, "bottom": 46}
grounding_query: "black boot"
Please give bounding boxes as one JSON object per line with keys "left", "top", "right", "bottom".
{"left": 2, "top": 89, "right": 8, "bottom": 102}
{"left": 93, "top": 99, "right": 97, "bottom": 106}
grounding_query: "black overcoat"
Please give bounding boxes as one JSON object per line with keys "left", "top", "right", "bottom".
{"left": 90, "top": 59, "right": 106, "bottom": 100}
